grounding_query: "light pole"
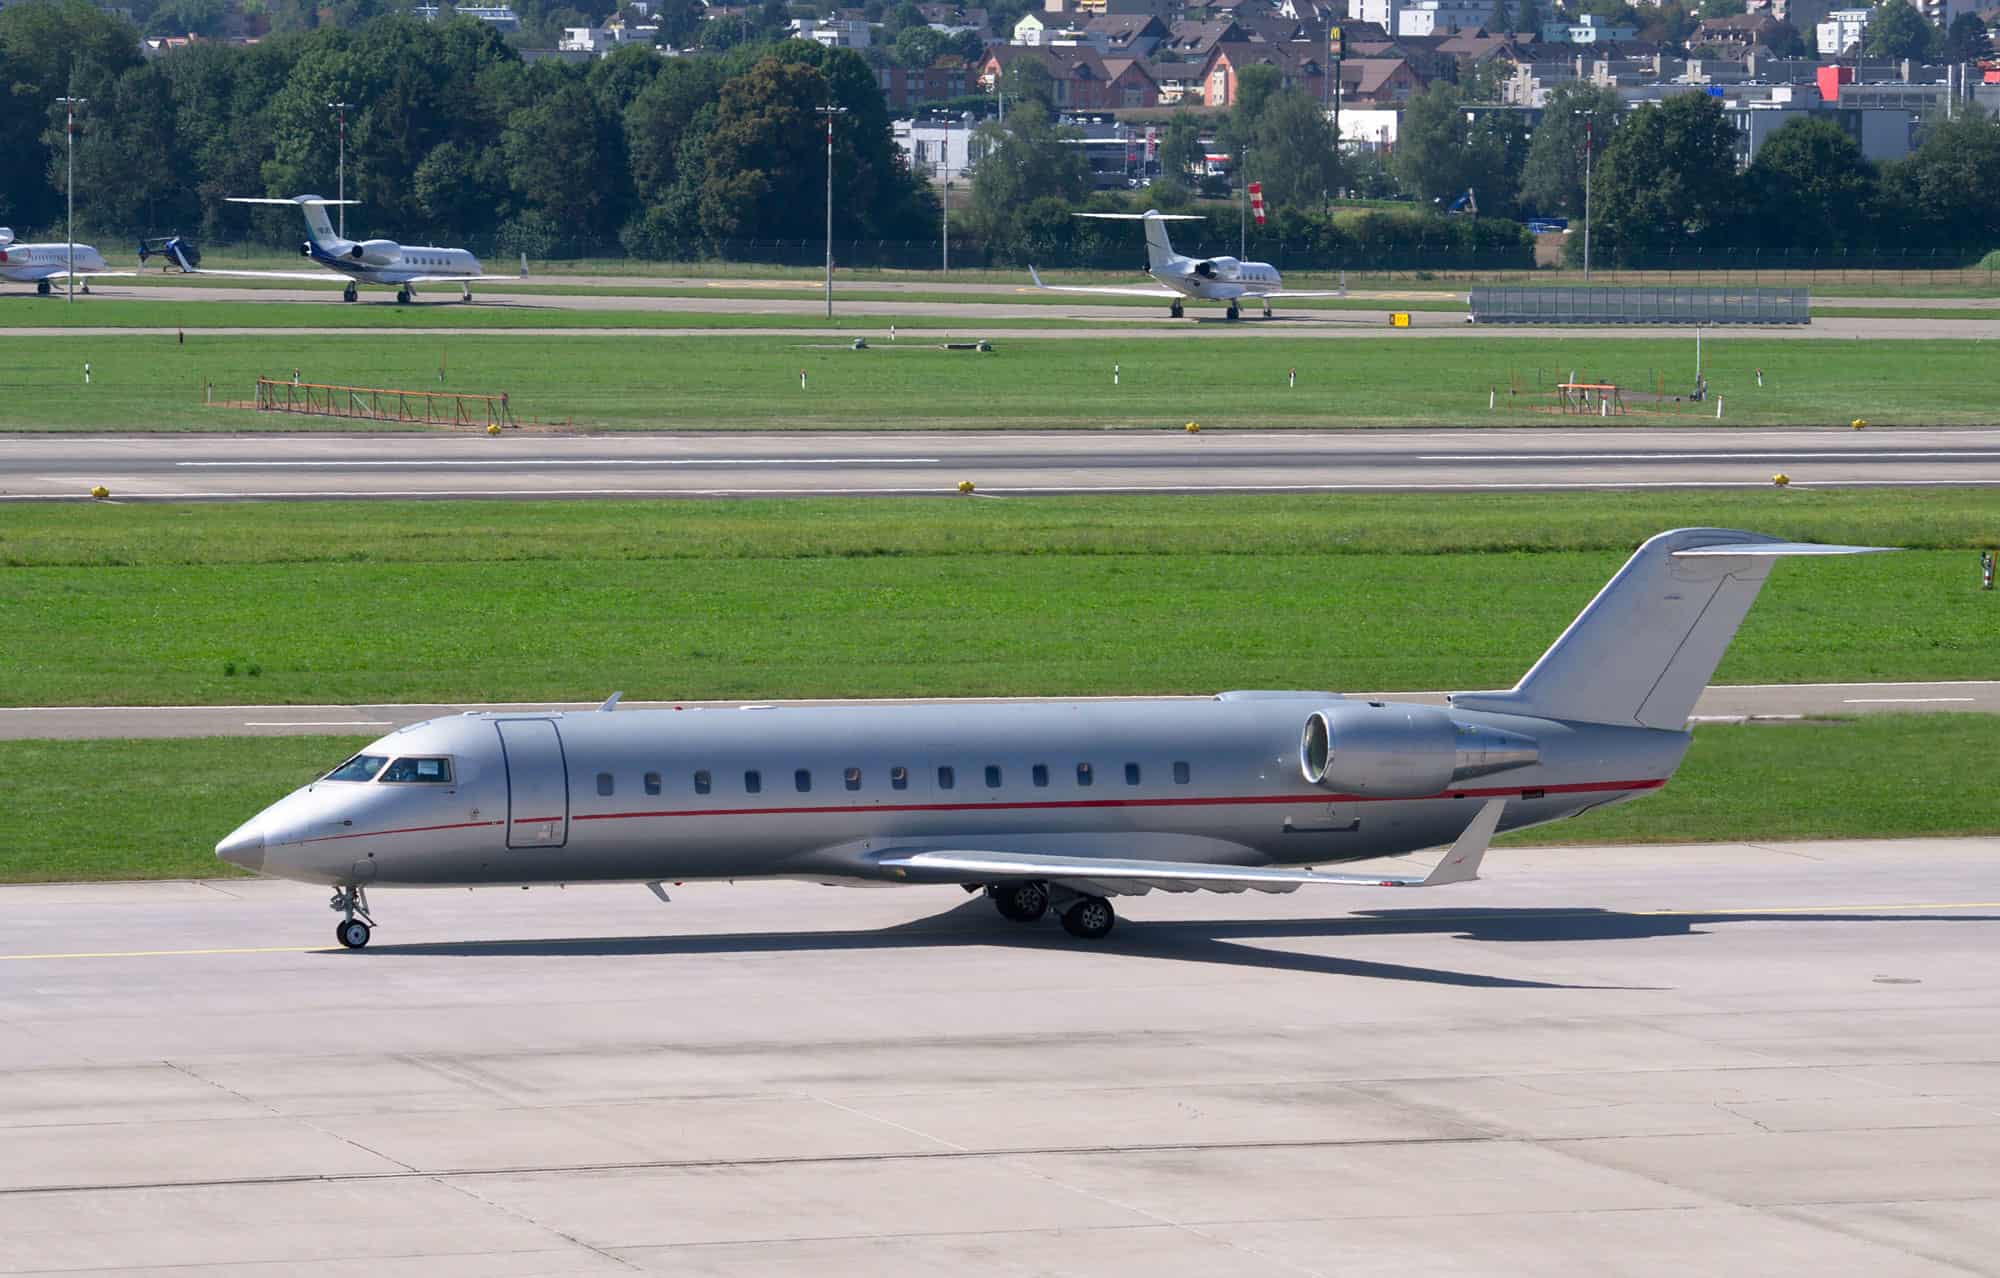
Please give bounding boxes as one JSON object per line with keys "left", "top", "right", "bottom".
{"left": 57, "top": 91, "right": 86, "bottom": 304}
{"left": 939, "top": 157, "right": 950, "bottom": 275}
{"left": 1571, "top": 111, "right": 1593, "bottom": 282}
{"left": 816, "top": 103, "right": 847, "bottom": 319}
{"left": 328, "top": 101, "right": 354, "bottom": 237}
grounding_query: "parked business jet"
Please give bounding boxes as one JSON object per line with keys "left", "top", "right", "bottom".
{"left": 1027, "top": 210, "right": 1347, "bottom": 319}
{"left": 0, "top": 228, "right": 132, "bottom": 294}
{"left": 218, "top": 529, "right": 1887, "bottom": 949}
{"left": 190, "top": 195, "right": 486, "bottom": 303}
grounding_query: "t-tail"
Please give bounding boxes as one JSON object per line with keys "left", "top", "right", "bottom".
{"left": 226, "top": 195, "right": 357, "bottom": 251}
{"left": 1140, "top": 211, "right": 1180, "bottom": 273}
{"left": 1450, "top": 528, "right": 1893, "bottom": 731}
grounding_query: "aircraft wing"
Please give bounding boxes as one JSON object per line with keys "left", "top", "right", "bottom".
{"left": 42, "top": 270, "right": 139, "bottom": 280}
{"left": 1264, "top": 288, "right": 1359, "bottom": 298}
{"left": 1027, "top": 265, "right": 1178, "bottom": 299}
{"left": 178, "top": 268, "right": 348, "bottom": 282}
{"left": 874, "top": 798, "right": 1504, "bottom": 895}
{"left": 401, "top": 274, "right": 488, "bottom": 284}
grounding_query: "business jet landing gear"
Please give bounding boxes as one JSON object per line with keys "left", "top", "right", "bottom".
{"left": 461, "top": 284, "right": 472, "bottom": 303}
{"left": 341, "top": 282, "right": 358, "bottom": 303}
{"left": 36, "top": 280, "right": 50, "bottom": 296}
{"left": 1169, "top": 299, "right": 1184, "bottom": 319}
{"left": 1060, "top": 895, "right": 1116, "bottom": 941}
{"left": 1225, "top": 301, "right": 1241, "bottom": 322}
{"left": 395, "top": 287, "right": 412, "bottom": 305}
{"left": 330, "top": 884, "right": 375, "bottom": 949}
{"left": 1261, "top": 299, "right": 1272, "bottom": 318}
{"left": 80, "top": 281, "right": 91, "bottom": 294}
{"left": 987, "top": 880, "right": 1050, "bottom": 923}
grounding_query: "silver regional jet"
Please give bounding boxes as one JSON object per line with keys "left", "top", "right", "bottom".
{"left": 218, "top": 529, "right": 1886, "bottom": 948}
{"left": 1027, "top": 210, "right": 1348, "bottom": 320}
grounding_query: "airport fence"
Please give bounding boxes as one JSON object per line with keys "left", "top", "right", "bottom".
{"left": 1470, "top": 286, "right": 1812, "bottom": 325}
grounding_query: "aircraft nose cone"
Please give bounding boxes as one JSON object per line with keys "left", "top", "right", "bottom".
{"left": 216, "top": 821, "right": 266, "bottom": 872}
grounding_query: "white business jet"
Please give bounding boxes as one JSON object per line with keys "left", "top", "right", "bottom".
{"left": 1027, "top": 210, "right": 1346, "bottom": 320}
{"left": 188, "top": 195, "right": 487, "bottom": 303}
{"left": 0, "top": 228, "right": 133, "bottom": 295}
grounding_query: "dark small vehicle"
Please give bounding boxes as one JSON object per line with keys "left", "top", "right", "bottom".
{"left": 138, "top": 235, "right": 201, "bottom": 271}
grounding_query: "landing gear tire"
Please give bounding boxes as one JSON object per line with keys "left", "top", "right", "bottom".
{"left": 342, "top": 283, "right": 358, "bottom": 303}
{"left": 81, "top": 281, "right": 91, "bottom": 295}
{"left": 461, "top": 285, "right": 473, "bottom": 303}
{"left": 1225, "top": 301, "right": 1241, "bottom": 321}
{"left": 36, "top": 280, "right": 50, "bottom": 296}
{"left": 395, "top": 287, "right": 411, "bottom": 305}
{"left": 1261, "top": 301, "right": 1272, "bottom": 318}
{"left": 1060, "top": 895, "right": 1115, "bottom": 941}
{"left": 336, "top": 918, "right": 372, "bottom": 949}
{"left": 330, "top": 884, "right": 375, "bottom": 948}
{"left": 1169, "top": 299, "right": 1184, "bottom": 319}
{"left": 990, "top": 880, "right": 1050, "bottom": 923}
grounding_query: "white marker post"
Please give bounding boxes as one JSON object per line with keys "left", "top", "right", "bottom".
{"left": 83, "top": 362, "right": 90, "bottom": 385}
{"left": 1289, "top": 367, "right": 1296, "bottom": 388}
{"left": 800, "top": 368, "right": 807, "bottom": 390}
{"left": 1113, "top": 363, "right": 1120, "bottom": 386}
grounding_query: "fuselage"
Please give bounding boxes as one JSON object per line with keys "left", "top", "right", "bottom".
{"left": 1154, "top": 255, "right": 1284, "bottom": 301}
{"left": 217, "top": 694, "right": 1688, "bottom": 890}
{"left": 303, "top": 233, "right": 482, "bottom": 284}
{"left": 0, "top": 241, "right": 109, "bottom": 282}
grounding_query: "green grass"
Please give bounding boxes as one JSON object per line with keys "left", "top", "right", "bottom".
{"left": 5, "top": 332, "right": 2000, "bottom": 431}
{"left": 5, "top": 714, "right": 1993, "bottom": 881}
{"left": 3, "top": 492, "right": 1992, "bottom": 707}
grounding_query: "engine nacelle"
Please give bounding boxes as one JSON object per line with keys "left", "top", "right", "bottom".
{"left": 0, "top": 227, "right": 14, "bottom": 248}
{"left": 1299, "top": 703, "right": 1538, "bottom": 797}
{"left": 348, "top": 239, "right": 401, "bottom": 266}
{"left": 1194, "top": 259, "right": 1217, "bottom": 279}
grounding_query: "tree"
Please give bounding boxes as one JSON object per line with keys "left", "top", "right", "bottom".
{"left": 1862, "top": 0, "right": 1938, "bottom": 59}
{"left": 1232, "top": 62, "right": 1281, "bottom": 128}
{"left": 1517, "top": 81, "right": 1620, "bottom": 216}
{"left": 1157, "top": 109, "right": 1203, "bottom": 183}
{"left": 1489, "top": 0, "right": 1513, "bottom": 32}
{"left": 1592, "top": 91, "right": 1744, "bottom": 260}
{"left": 624, "top": 56, "right": 722, "bottom": 205}
{"left": 1882, "top": 108, "right": 2000, "bottom": 251}
{"left": 1943, "top": 11, "right": 1992, "bottom": 60}
{"left": 503, "top": 79, "right": 621, "bottom": 236}
{"left": 894, "top": 23, "right": 947, "bottom": 68}
{"left": 1391, "top": 83, "right": 1472, "bottom": 204}
{"left": 0, "top": 0, "right": 144, "bottom": 230}
{"left": 999, "top": 55, "right": 1056, "bottom": 112}
{"left": 966, "top": 98, "right": 1087, "bottom": 252}
{"left": 1744, "top": 116, "right": 1879, "bottom": 251}
{"left": 1245, "top": 87, "right": 1338, "bottom": 215}
{"left": 1514, "top": 0, "right": 1543, "bottom": 32}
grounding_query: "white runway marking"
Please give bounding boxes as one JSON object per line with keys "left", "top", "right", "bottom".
{"left": 176, "top": 458, "right": 943, "bottom": 468}
{"left": 241, "top": 720, "right": 393, "bottom": 727}
{"left": 1419, "top": 451, "right": 2000, "bottom": 462}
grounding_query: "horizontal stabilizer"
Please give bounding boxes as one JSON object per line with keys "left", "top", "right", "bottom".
{"left": 227, "top": 196, "right": 360, "bottom": 206}
{"left": 1075, "top": 211, "right": 1206, "bottom": 221}
{"left": 1672, "top": 543, "right": 1895, "bottom": 557}
{"left": 1026, "top": 265, "right": 1177, "bottom": 298}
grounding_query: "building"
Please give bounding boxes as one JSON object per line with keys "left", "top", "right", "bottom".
{"left": 977, "top": 44, "right": 1161, "bottom": 107}
{"left": 879, "top": 58, "right": 977, "bottom": 107}
{"left": 1690, "top": 13, "right": 1784, "bottom": 49}
{"left": 1393, "top": 0, "right": 1495, "bottom": 34}
{"left": 1338, "top": 54, "right": 1425, "bottom": 102}
{"left": 794, "top": 17, "right": 873, "bottom": 46}
{"left": 1084, "top": 12, "right": 1170, "bottom": 54}
{"left": 1816, "top": 7, "right": 1869, "bottom": 53}
{"left": 894, "top": 117, "right": 984, "bottom": 180}
{"left": 1198, "top": 40, "right": 1330, "bottom": 104}
{"left": 1542, "top": 14, "right": 1637, "bottom": 42}
{"left": 412, "top": 4, "right": 522, "bottom": 30}
{"left": 558, "top": 25, "right": 607, "bottom": 50}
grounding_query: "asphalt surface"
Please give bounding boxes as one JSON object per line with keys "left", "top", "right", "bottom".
{"left": 4, "top": 838, "right": 1997, "bottom": 1275}
{"left": 2, "top": 681, "right": 1994, "bottom": 741}
{"left": 8, "top": 427, "right": 2000, "bottom": 501}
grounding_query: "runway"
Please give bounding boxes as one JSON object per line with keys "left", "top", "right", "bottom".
{"left": 3, "top": 838, "right": 1997, "bottom": 1275}
{"left": 8, "top": 427, "right": 2000, "bottom": 501}
{"left": 2, "top": 681, "right": 1994, "bottom": 739}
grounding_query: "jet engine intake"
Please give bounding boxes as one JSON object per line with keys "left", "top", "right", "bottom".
{"left": 1194, "top": 259, "right": 1217, "bottom": 279}
{"left": 1299, "top": 704, "right": 1538, "bottom": 797}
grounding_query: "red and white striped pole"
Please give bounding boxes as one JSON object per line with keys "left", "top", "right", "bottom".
{"left": 1248, "top": 181, "right": 1265, "bottom": 228}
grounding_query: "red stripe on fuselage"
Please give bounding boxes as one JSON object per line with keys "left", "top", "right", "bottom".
{"left": 302, "top": 818, "right": 504, "bottom": 844}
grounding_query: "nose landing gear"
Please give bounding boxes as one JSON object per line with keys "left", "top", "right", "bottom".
{"left": 331, "top": 885, "right": 375, "bottom": 948}
{"left": 341, "top": 282, "right": 358, "bottom": 303}
{"left": 1169, "top": 299, "right": 1184, "bottom": 319}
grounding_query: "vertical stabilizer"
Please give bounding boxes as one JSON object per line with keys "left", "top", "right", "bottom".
{"left": 298, "top": 198, "right": 339, "bottom": 247}
{"left": 1140, "top": 212, "right": 1179, "bottom": 274}
{"left": 1450, "top": 529, "right": 1892, "bottom": 730}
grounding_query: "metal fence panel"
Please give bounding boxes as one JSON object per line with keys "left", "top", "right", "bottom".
{"left": 1469, "top": 286, "right": 1809, "bottom": 325}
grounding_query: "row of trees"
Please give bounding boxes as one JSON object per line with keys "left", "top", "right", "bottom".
{"left": 0, "top": 0, "right": 937, "bottom": 253}
{"left": 1391, "top": 81, "right": 2000, "bottom": 261}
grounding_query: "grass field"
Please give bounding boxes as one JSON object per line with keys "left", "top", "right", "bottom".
{"left": 3, "top": 491, "right": 1992, "bottom": 707}
{"left": 5, "top": 331, "right": 1999, "bottom": 431}
{"left": 4, "top": 714, "right": 1992, "bottom": 881}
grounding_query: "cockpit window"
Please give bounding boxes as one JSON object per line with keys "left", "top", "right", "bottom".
{"left": 325, "top": 754, "right": 388, "bottom": 782}
{"left": 380, "top": 756, "right": 453, "bottom": 784}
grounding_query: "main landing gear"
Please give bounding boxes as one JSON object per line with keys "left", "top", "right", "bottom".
{"left": 984, "top": 880, "right": 1116, "bottom": 941}
{"left": 341, "top": 282, "right": 358, "bottom": 303}
{"left": 1261, "top": 299, "right": 1273, "bottom": 318}
{"left": 1169, "top": 299, "right": 1184, "bottom": 319}
{"left": 1225, "top": 301, "right": 1241, "bottom": 321}
{"left": 461, "top": 284, "right": 473, "bottom": 303}
{"left": 36, "top": 279, "right": 50, "bottom": 296}
{"left": 395, "top": 286, "right": 412, "bottom": 305}
{"left": 331, "top": 884, "right": 375, "bottom": 948}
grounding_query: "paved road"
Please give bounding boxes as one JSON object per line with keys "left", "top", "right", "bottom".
{"left": 3, "top": 682, "right": 1992, "bottom": 739}
{"left": 8, "top": 427, "right": 2000, "bottom": 502}
{"left": 3, "top": 838, "right": 1997, "bottom": 1275}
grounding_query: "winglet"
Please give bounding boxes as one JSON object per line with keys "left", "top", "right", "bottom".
{"left": 1028, "top": 265, "right": 1046, "bottom": 289}
{"left": 1418, "top": 798, "right": 1506, "bottom": 886}
{"left": 599, "top": 691, "right": 622, "bottom": 712}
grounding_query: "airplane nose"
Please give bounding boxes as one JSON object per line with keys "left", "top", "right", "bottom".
{"left": 216, "top": 821, "right": 266, "bottom": 872}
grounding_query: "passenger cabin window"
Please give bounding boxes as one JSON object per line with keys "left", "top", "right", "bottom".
{"left": 745, "top": 770, "right": 762, "bottom": 794}
{"left": 1174, "top": 761, "right": 1191, "bottom": 785}
{"left": 985, "top": 765, "right": 1002, "bottom": 788}
{"left": 693, "top": 770, "right": 711, "bottom": 795}
{"left": 645, "top": 772, "right": 662, "bottom": 796}
{"left": 938, "top": 765, "right": 955, "bottom": 790}
{"left": 326, "top": 753, "right": 388, "bottom": 782}
{"left": 1032, "top": 764, "right": 1049, "bottom": 788}
{"left": 844, "top": 767, "right": 862, "bottom": 791}
{"left": 891, "top": 766, "right": 909, "bottom": 791}
{"left": 795, "top": 769, "right": 812, "bottom": 793}
{"left": 1125, "top": 763, "right": 1142, "bottom": 786}
{"left": 596, "top": 772, "right": 614, "bottom": 796}
{"left": 381, "top": 757, "right": 453, "bottom": 784}
{"left": 1076, "top": 762, "right": 1093, "bottom": 787}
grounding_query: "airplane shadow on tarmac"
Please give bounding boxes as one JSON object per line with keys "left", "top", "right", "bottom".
{"left": 340, "top": 898, "right": 1999, "bottom": 988}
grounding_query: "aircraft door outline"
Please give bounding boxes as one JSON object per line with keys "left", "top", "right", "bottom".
{"left": 497, "top": 718, "right": 569, "bottom": 849}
